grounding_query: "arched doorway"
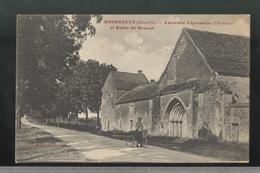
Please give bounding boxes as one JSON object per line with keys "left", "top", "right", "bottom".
{"left": 165, "top": 98, "right": 187, "bottom": 137}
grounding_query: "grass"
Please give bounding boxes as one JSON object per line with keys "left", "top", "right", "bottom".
{"left": 16, "top": 124, "right": 85, "bottom": 162}
{"left": 99, "top": 131, "right": 248, "bottom": 161}
{"left": 147, "top": 136, "right": 249, "bottom": 161}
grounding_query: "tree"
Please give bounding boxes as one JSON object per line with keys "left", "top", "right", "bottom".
{"left": 61, "top": 59, "right": 116, "bottom": 129}
{"left": 16, "top": 15, "right": 102, "bottom": 128}
{"left": 84, "top": 60, "right": 117, "bottom": 130}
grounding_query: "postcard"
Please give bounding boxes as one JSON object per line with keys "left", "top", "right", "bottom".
{"left": 15, "top": 14, "right": 250, "bottom": 163}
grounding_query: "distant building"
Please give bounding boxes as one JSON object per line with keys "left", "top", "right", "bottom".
{"left": 100, "top": 28, "right": 249, "bottom": 143}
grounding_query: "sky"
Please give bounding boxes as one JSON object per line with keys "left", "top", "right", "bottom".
{"left": 79, "top": 15, "right": 250, "bottom": 80}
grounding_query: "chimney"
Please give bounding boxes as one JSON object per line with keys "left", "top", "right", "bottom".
{"left": 137, "top": 70, "right": 142, "bottom": 74}
{"left": 150, "top": 79, "right": 155, "bottom": 83}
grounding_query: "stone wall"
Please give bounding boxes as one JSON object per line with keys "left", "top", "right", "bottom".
{"left": 159, "top": 30, "right": 214, "bottom": 90}
{"left": 115, "top": 99, "right": 152, "bottom": 133}
{"left": 196, "top": 84, "right": 234, "bottom": 140}
{"left": 157, "top": 89, "right": 194, "bottom": 137}
{"left": 224, "top": 104, "right": 249, "bottom": 143}
{"left": 100, "top": 74, "right": 119, "bottom": 131}
{"left": 151, "top": 96, "right": 160, "bottom": 132}
{"left": 197, "top": 86, "right": 219, "bottom": 137}
{"left": 216, "top": 75, "right": 249, "bottom": 143}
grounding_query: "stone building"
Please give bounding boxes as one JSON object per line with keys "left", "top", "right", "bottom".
{"left": 100, "top": 28, "right": 249, "bottom": 143}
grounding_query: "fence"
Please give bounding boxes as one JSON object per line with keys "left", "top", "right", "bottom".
{"left": 29, "top": 116, "right": 98, "bottom": 132}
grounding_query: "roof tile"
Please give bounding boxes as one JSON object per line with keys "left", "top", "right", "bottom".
{"left": 186, "top": 28, "right": 249, "bottom": 77}
{"left": 111, "top": 71, "right": 149, "bottom": 90}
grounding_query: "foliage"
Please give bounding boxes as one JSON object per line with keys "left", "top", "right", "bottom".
{"left": 60, "top": 59, "right": 117, "bottom": 117}
{"left": 16, "top": 15, "right": 102, "bottom": 123}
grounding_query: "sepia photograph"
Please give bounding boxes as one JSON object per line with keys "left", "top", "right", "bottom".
{"left": 15, "top": 14, "right": 250, "bottom": 163}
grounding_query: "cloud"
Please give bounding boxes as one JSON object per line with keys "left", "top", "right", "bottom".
{"left": 80, "top": 15, "right": 250, "bottom": 80}
{"left": 79, "top": 37, "right": 125, "bottom": 64}
{"left": 124, "top": 32, "right": 143, "bottom": 48}
{"left": 120, "top": 44, "right": 173, "bottom": 80}
{"left": 110, "top": 41, "right": 125, "bottom": 51}
{"left": 80, "top": 35, "right": 172, "bottom": 80}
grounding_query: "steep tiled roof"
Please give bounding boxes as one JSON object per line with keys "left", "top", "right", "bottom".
{"left": 111, "top": 71, "right": 149, "bottom": 90}
{"left": 186, "top": 28, "right": 249, "bottom": 77}
{"left": 116, "top": 82, "right": 159, "bottom": 104}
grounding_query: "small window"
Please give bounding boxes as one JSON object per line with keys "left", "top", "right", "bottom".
{"left": 118, "top": 119, "right": 122, "bottom": 129}
{"left": 129, "top": 104, "right": 135, "bottom": 117}
{"left": 117, "top": 119, "right": 120, "bottom": 129}
{"left": 231, "top": 123, "right": 239, "bottom": 142}
{"left": 225, "top": 126, "right": 231, "bottom": 141}
{"left": 120, "top": 119, "right": 122, "bottom": 129}
{"left": 130, "top": 120, "right": 133, "bottom": 130}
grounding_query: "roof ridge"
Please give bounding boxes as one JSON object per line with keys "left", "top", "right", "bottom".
{"left": 111, "top": 71, "right": 139, "bottom": 75}
{"left": 184, "top": 28, "right": 249, "bottom": 39}
{"left": 109, "top": 70, "right": 149, "bottom": 91}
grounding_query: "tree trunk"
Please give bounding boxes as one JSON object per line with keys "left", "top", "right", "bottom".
{"left": 68, "top": 114, "right": 71, "bottom": 128}
{"left": 97, "top": 111, "right": 100, "bottom": 131}
{"left": 57, "top": 116, "right": 60, "bottom": 127}
{"left": 85, "top": 108, "right": 88, "bottom": 128}
{"left": 16, "top": 106, "right": 22, "bottom": 129}
{"left": 85, "top": 108, "right": 88, "bottom": 121}
{"left": 18, "top": 114, "right": 21, "bottom": 129}
{"left": 46, "top": 114, "right": 49, "bottom": 125}
{"left": 44, "top": 112, "right": 47, "bottom": 124}
{"left": 75, "top": 112, "right": 78, "bottom": 127}
{"left": 17, "top": 113, "right": 21, "bottom": 130}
